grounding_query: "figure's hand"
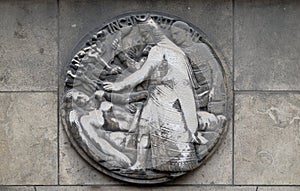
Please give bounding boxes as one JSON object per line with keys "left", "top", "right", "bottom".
{"left": 209, "top": 87, "right": 215, "bottom": 101}
{"left": 193, "top": 132, "right": 209, "bottom": 145}
{"left": 128, "top": 47, "right": 137, "bottom": 58}
{"left": 87, "top": 49, "right": 98, "bottom": 59}
{"left": 110, "top": 66, "right": 122, "bottom": 75}
{"left": 125, "top": 103, "right": 137, "bottom": 114}
{"left": 112, "top": 39, "right": 122, "bottom": 52}
{"left": 94, "top": 90, "right": 106, "bottom": 101}
{"left": 191, "top": 133, "right": 201, "bottom": 144}
{"left": 103, "top": 81, "right": 124, "bottom": 92}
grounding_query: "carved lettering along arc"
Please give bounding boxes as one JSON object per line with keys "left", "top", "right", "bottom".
{"left": 61, "top": 13, "right": 230, "bottom": 184}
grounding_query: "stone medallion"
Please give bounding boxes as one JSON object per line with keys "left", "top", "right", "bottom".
{"left": 61, "top": 13, "right": 230, "bottom": 184}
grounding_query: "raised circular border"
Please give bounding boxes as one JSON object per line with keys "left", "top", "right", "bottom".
{"left": 61, "top": 11, "right": 233, "bottom": 184}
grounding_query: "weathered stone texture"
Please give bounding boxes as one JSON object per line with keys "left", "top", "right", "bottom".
{"left": 234, "top": 93, "right": 300, "bottom": 184}
{"left": 59, "top": 124, "right": 232, "bottom": 185}
{"left": 259, "top": 187, "right": 300, "bottom": 191}
{"left": 59, "top": 126, "right": 119, "bottom": 184}
{"left": 234, "top": 0, "right": 300, "bottom": 90}
{"left": 171, "top": 123, "right": 232, "bottom": 184}
{"left": 58, "top": 0, "right": 233, "bottom": 185}
{"left": 37, "top": 186, "right": 257, "bottom": 191}
{"left": 60, "top": 104, "right": 232, "bottom": 183}
{"left": 58, "top": 0, "right": 233, "bottom": 98}
{"left": 0, "top": 93, "right": 57, "bottom": 184}
{"left": 0, "top": 0, "right": 57, "bottom": 91}
{"left": 0, "top": 0, "right": 299, "bottom": 189}
{"left": 0, "top": 187, "right": 34, "bottom": 191}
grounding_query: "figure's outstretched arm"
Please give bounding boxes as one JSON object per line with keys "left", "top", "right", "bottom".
{"left": 103, "top": 47, "right": 161, "bottom": 92}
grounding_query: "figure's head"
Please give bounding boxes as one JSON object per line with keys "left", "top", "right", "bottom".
{"left": 171, "top": 21, "right": 191, "bottom": 46}
{"left": 65, "top": 89, "right": 90, "bottom": 107}
{"left": 137, "top": 17, "right": 164, "bottom": 44}
{"left": 97, "top": 30, "right": 107, "bottom": 42}
{"left": 94, "top": 90, "right": 106, "bottom": 102}
{"left": 100, "top": 101, "right": 113, "bottom": 112}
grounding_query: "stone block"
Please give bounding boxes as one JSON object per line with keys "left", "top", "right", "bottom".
{"left": 59, "top": 118, "right": 232, "bottom": 185}
{"left": 234, "top": 0, "right": 300, "bottom": 90}
{"left": 59, "top": 110, "right": 232, "bottom": 185}
{"left": 259, "top": 187, "right": 300, "bottom": 191}
{"left": 0, "top": 187, "right": 34, "bottom": 191}
{"left": 37, "top": 186, "right": 257, "bottom": 191}
{"left": 170, "top": 122, "right": 232, "bottom": 184}
{"left": 58, "top": 0, "right": 233, "bottom": 185}
{"left": 0, "top": 93, "right": 57, "bottom": 184}
{"left": 59, "top": 125, "right": 120, "bottom": 184}
{"left": 58, "top": 0, "right": 233, "bottom": 99}
{"left": 0, "top": 0, "right": 57, "bottom": 91}
{"left": 234, "top": 93, "right": 300, "bottom": 184}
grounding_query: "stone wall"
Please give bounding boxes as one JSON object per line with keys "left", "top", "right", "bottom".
{"left": 0, "top": 0, "right": 299, "bottom": 190}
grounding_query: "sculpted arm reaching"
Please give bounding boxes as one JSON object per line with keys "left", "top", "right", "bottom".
{"left": 103, "top": 46, "right": 160, "bottom": 92}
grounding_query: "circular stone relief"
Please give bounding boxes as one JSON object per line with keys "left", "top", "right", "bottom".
{"left": 61, "top": 12, "right": 230, "bottom": 184}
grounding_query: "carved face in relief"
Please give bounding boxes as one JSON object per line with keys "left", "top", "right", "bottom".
{"left": 171, "top": 27, "right": 187, "bottom": 45}
{"left": 74, "top": 91, "right": 90, "bottom": 107}
{"left": 61, "top": 13, "right": 229, "bottom": 184}
{"left": 138, "top": 25, "right": 153, "bottom": 43}
{"left": 171, "top": 21, "right": 191, "bottom": 46}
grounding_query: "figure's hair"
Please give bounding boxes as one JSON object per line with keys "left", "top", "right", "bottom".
{"left": 64, "top": 89, "right": 78, "bottom": 103}
{"left": 137, "top": 17, "right": 165, "bottom": 42}
{"left": 63, "top": 89, "right": 92, "bottom": 111}
{"left": 62, "top": 89, "right": 79, "bottom": 110}
{"left": 171, "top": 21, "right": 190, "bottom": 33}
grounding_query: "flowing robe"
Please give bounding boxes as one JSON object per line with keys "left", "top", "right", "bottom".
{"left": 118, "top": 38, "right": 199, "bottom": 171}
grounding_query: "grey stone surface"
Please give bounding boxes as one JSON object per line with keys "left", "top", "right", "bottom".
{"left": 60, "top": 123, "right": 231, "bottom": 185}
{"left": 0, "top": 0, "right": 299, "bottom": 188}
{"left": 37, "top": 186, "right": 256, "bottom": 191}
{"left": 59, "top": 122, "right": 232, "bottom": 185}
{"left": 170, "top": 122, "right": 232, "bottom": 184}
{"left": 0, "top": 187, "right": 34, "bottom": 191}
{"left": 259, "top": 187, "right": 300, "bottom": 191}
{"left": 0, "top": 93, "right": 57, "bottom": 184}
{"left": 59, "top": 125, "right": 119, "bottom": 185}
{"left": 0, "top": 0, "right": 57, "bottom": 91}
{"left": 234, "top": 93, "right": 300, "bottom": 184}
{"left": 61, "top": 14, "right": 230, "bottom": 183}
{"left": 58, "top": 0, "right": 233, "bottom": 184}
{"left": 234, "top": 0, "right": 300, "bottom": 90}
{"left": 58, "top": 0, "right": 233, "bottom": 98}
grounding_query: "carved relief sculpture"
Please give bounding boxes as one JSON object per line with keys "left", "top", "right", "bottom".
{"left": 61, "top": 13, "right": 229, "bottom": 184}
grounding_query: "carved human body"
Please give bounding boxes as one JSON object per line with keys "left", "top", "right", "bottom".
{"left": 104, "top": 23, "right": 203, "bottom": 171}
{"left": 171, "top": 21, "right": 225, "bottom": 112}
{"left": 62, "top": 13, "right": 228, "bottom": 183}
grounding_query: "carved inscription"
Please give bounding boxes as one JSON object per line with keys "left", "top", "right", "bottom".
{"left": 61, "top": 13, "right": 229, "bottom": 184}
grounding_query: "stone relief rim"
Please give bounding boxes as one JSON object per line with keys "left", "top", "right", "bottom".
{"left": 60, "top": 11, "right": 233, "bottom": 184}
